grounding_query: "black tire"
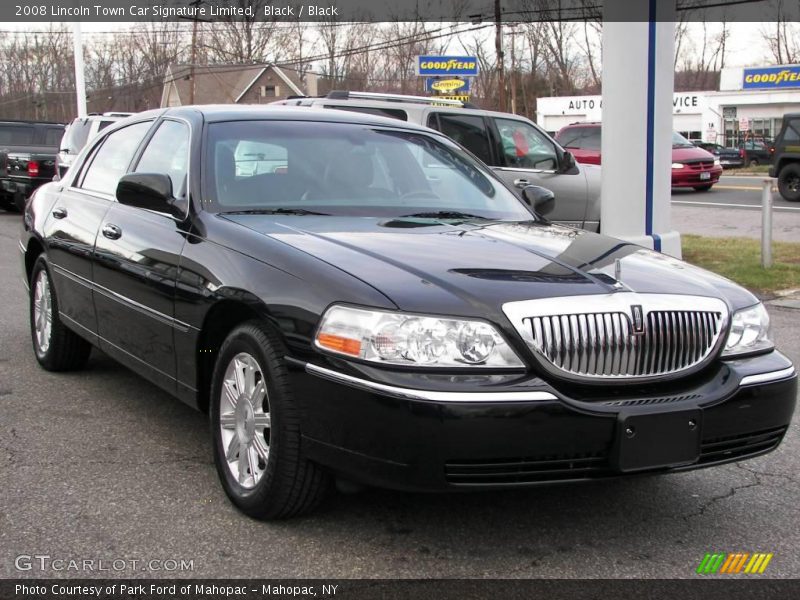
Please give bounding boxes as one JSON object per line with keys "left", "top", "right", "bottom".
{"left": 29, "top": 256, "right": 91, "bottom": 371}
{"left": 749, "top": 158, "right": 760, "bottom": 167}
{"left": 693, "top": 184, "right": 713, "bottom": 192}
{"left": 210, "top": 321, "right": 330, "bottom": 519}
{"left": 777, "top": 163, "right": 800, "bottom": 202}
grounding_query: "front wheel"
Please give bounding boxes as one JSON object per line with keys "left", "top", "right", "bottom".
{"left": 29, "top": 256, "right": 91, "bottom": 371}
{"left": 778, "top": 164, "right": 800, "bottom": 202}
{"left": 693, "top": 184, "right": 713, "bottom": 192}
{"left": 210, "top": 322, "right": 330, "bottom": 519}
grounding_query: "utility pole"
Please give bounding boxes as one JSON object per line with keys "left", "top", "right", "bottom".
{"left": 189, "top": 18, "right": 199, "bottom": 105}
{"left": 494, "top": 0, "right": 506, "bottom": 112}
{"left": 509, "top": 25, "right": 518, "bottom": 114}
{"left": 72, "top": 22, "right": 87, "bottom": 117}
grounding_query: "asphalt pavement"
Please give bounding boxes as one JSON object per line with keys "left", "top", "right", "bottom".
{"left": 1, "top": 210, "right": 799, "bottom": 580}
{"left": 672, "top": 175, "right": 800, "bottom": 242}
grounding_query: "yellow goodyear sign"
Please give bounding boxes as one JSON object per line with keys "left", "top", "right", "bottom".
{"left": 431, "top": 79, "right": 466, "bottom": 92}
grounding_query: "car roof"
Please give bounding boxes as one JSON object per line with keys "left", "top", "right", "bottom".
{"left": 160, "top": 104, "right": 438, "bottom": 133}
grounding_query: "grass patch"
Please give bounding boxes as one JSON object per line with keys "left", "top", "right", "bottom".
{"left": 681, "top": 234, "right": 800, "bottom": 295}
{"left": 725, "top": 164, "right": 772, "bottom": 175}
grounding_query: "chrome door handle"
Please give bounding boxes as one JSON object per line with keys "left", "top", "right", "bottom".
{"left": 52, "top": 207, "right": 67, "bottom": 219}
{"left": 513, "top": 179, "right": 530, "bottom": 188}
{"left": 101, "top": 224, "right": 122, "bottom": 240}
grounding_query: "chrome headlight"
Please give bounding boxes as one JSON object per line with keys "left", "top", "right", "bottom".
{"left": 671, "top": 162, "right": 685, "bottom": 169}
{"left": 315, "top": 305, "right": 524, "bottom": 368}
{"left": 713, "top": 158, "right": 721, "bottom": 166}
{"left": 722, "top": 303, "right": 773, "bottom": 357}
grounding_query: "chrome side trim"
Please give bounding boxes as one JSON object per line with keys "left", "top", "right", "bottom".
{"left": 739, "top": 367, "right": 796, "bottom": 387}
{"left": 305, "top": 363, "right": 558, "bottom": 403}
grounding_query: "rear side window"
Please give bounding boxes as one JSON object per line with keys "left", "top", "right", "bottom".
{"left": 134, "top": 120, "right": 191, "bottom": 197}
{"left": 0, "top": 125, "right": 34, "bottom": 145}
{"left": 428, "top": 113, "right": 493, "bottom": 165}
{"left": 782, "top": 122, "right": 800, "bottom": 143}
{"left": 79, "top": 121, "right": 152, "bottom": 196}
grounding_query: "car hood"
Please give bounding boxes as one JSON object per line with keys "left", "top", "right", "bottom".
{"left": 673, "top": 146, "right": 715, "bottom": 162}
{"left": 223, "top": 215, "right": 757, "bottom": 316}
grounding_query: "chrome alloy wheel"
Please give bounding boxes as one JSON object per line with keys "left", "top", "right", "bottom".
{"left": 219, "top": 352, "right": 271, "bottom": 489}
{"left": 33, "top": 270, "right": 53, "bottom": 355}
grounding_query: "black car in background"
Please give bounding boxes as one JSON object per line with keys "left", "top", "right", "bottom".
{"left": 739, "top": 138, "right": 773, "bottom": 166}
{"left": 694, "top": 141, "right": 744, "bottom": 169}
{"left": 0, "top": 120, "right": 64, "bottom": 211}
{"left": 770, "top": 113, "right": 800, "bottom": 202}
{"left": 19, "top": 106, "right": 796, "bottom": 519}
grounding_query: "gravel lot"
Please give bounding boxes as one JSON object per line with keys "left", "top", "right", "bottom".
{"left": 1, "top": 210, "right": 798, "bottom": 579}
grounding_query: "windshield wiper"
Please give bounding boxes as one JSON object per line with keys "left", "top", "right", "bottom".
{"left": 400, "top": 211, "right": 490, "bottom": 220}
{"left": 221, "top": 208, "right": 330, "bottom": 216}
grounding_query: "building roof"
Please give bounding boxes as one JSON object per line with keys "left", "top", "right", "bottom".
{"left": 162, "top": 63, "right": 306, "bottom": 106}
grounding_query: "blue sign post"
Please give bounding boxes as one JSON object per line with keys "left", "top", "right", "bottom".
{"left": 743, "top": 66, "right": 800, "bottom": 90}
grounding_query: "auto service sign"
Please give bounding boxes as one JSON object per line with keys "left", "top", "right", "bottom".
{"left": 416, "top": 56, "right": 479, "bottom": 76}
{"left": 743, "top": 65, "right": 800, "bottom": 89}
{"left": 424, "top": 78, "right": 471, "bottom": 93}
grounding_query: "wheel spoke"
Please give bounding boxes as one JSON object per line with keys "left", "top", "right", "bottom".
{"left": 250, "top": 379, "right": 266, "bottom": 406}
{"left": 253, "top": 412, "right": 270, "bottom": 429}
{"left": 246, "top": 445, "right": 258, "bottom": 480}
{"left": 253, "top": 434, "right": 269, "bottom": 462}
{"left": 237, "top": 443, "right": 249, "bottom": 484}
{"left": 233, "top": 358, "right": 246, "bottom": 394}
{"left": 244, "top": 362, "right": 256, "bottom": 396}
{"left": 225, "top": 432, "right": 240, "bottom": 462}
{"left": 222, "top": 379, "right": 238, "bottom": 409}
{"left": 219, "top": 412, "right": 237, "bottom": 430}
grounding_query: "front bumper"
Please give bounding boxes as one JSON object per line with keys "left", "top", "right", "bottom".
{"left": 289, "top": 352, "right": 796, "bottom": 492}
{"left": 671, "top": 165, "right": 723, "bottom": 187}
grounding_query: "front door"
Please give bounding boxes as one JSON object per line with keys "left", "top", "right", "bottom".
{"left": 93, "top": 119, "right": 191, "bottom": 394}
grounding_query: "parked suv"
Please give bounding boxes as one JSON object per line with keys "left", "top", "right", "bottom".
{"left": 0, "top": 120, "right": 64, "bottom": 211}
{"left": 555, "top": 123, "right": 723, "bottom": 191}
{"left": 770, "top": 113, "right": 800, "bottom": 202}
{"left": 57, "top": 112, "right": 134, "bottom": 179}
{"left": 273, "top": 91, "right": 601, "bottom": 231}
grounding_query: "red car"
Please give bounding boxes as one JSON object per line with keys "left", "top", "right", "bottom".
{"left": 555, "top": 123, "right": 723, "bottom": 191}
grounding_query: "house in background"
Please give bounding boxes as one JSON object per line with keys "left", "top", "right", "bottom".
{"left": 160, "top": 63, "right": 316, "bottom": 107}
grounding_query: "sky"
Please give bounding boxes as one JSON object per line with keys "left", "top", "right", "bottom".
{"left": 1, "top": 20, "right": 781, "bottom": 70}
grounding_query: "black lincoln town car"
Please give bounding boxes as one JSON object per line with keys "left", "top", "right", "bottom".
{"left": 19, "top": 106, "right": 796, "bottom": 519}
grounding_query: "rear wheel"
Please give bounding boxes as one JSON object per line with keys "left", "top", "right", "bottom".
{"left": 777, "top": 163, "right": 800, "bottom": 202}
{"left": 210, "top": 321, "right": 330, "bottom": 519}
{"left": 29, "top": 256, "right": 91, "bottom": 371}
{"left": 693, "top": 184, "right": 713, "bottom": 192}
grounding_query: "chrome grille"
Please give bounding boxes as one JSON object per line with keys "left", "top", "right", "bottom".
{"left": 503, "top": 294, "right": 729, "bottom": 382}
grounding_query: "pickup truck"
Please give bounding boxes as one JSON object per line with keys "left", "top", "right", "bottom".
{"left": 0, "top": 120, "right": 64, "bottom": 212}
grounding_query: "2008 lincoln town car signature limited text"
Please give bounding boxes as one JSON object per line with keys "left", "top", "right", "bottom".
{"left": 19, "top": 106, "right": 796, "bottom": 519}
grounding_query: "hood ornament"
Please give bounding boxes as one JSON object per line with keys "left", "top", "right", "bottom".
{"left": 614, "top": 258, "right": 622, "bottom": 282}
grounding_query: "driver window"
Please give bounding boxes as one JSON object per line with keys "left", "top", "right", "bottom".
{"left": 495, "top": 118, "right": 558, "bottom": 171}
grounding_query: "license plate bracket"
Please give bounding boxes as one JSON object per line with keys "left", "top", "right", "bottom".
{"left": 613, "top": 410, "right": 702, "bottom": 472}
{"left": 700, "top": 172, "right": 711, "bottom": 180}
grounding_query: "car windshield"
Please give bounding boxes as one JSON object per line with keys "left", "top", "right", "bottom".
{"left": 60, "top": 119, "right": 92, "bottom": 153}
{"left": 672, "top": 131, "right": 695, "bottom": 148}
{"left": 206, "top": 120, "right": 534, "bottom": 221}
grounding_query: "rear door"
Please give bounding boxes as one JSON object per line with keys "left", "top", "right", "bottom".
{"left": 43, "top": 120, "right": 153, "bottom": 338}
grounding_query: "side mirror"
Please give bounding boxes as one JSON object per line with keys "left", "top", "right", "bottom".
{"left": 116, "top": 173, "right": 183, "bottom": 218}
{"left": 522, "top": 185, "right": 555, "bottom": 215}
{"left": 559, "top": 150, "right": 577, "bottom": 173}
